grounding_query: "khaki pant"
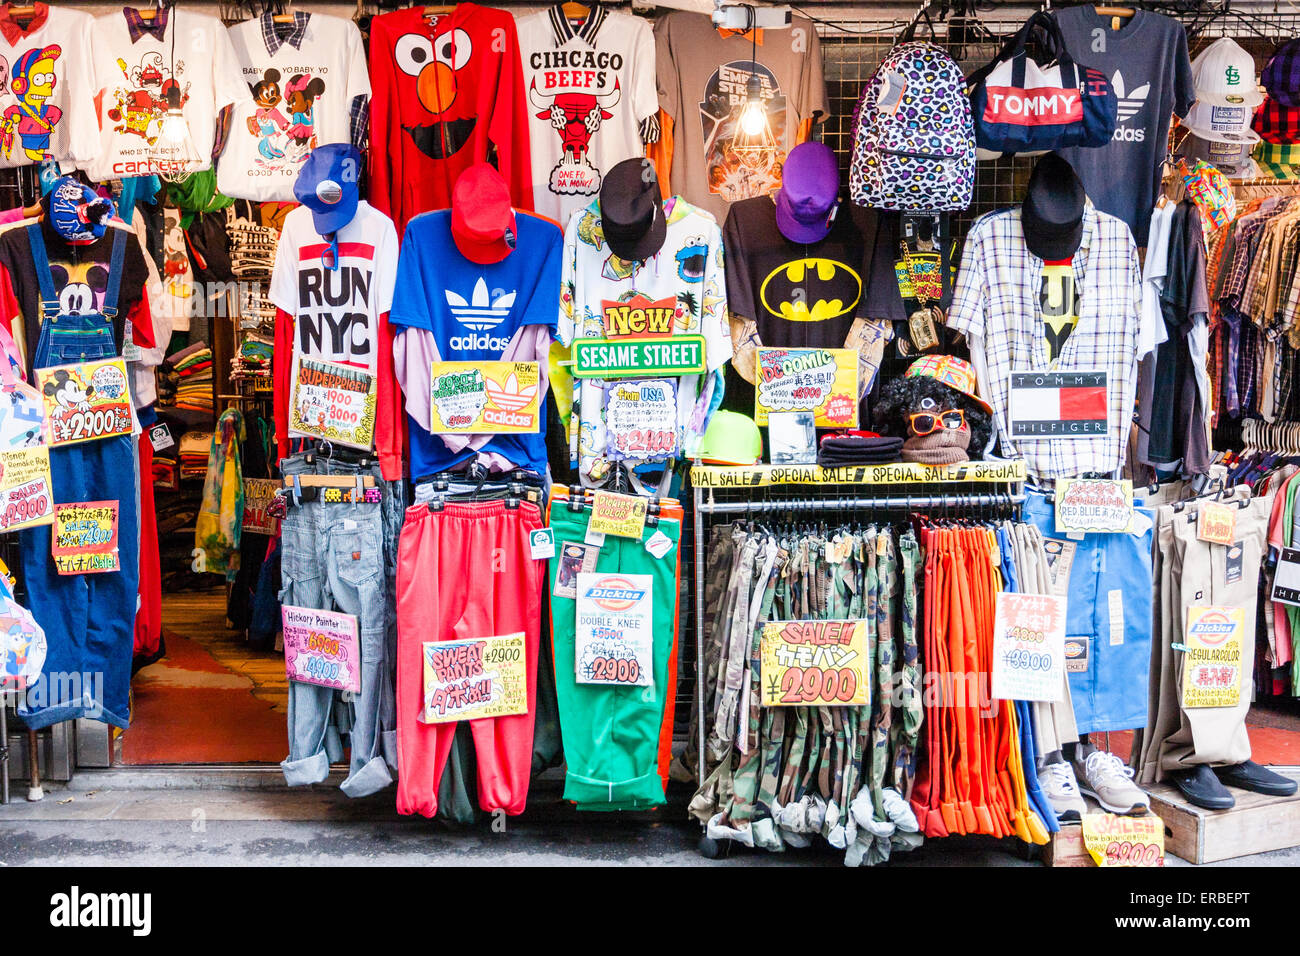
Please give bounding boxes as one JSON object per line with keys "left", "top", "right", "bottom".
{"left": 1140, "top": 492, "right": 1268, "bottom": 782}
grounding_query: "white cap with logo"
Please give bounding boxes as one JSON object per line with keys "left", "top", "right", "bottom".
{"left": 1191, "top": 37, "right": 1263, "bottom": 107}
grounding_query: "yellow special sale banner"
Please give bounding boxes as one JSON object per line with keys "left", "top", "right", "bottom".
{"left": 1181, "top": 606, "right": 1245, "bottom": 709}
{"left": 759, "top": 620, "right": 870, "bottom": 708}
{"left": 421, "top": 633, "right": 529, "bottom": 724}
{"left": 1082, "top": 812, "right": 1165, "bottom": 867}
{"left": 429, "top": 361, "right": 541, "bottom": 434}
{"left": 755, "top": 347, "right": 859, "bottom": 427}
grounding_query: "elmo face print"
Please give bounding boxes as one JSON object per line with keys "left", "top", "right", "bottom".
{"left": 395, "top": 26, "right": 476, "bottom": 160}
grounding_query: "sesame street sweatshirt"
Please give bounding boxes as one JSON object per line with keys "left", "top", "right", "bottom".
{"left": 368, "top": 4, "right": 533, "bottom": 236}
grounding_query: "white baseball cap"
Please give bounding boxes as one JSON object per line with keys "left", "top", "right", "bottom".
{"left": 1191, "top": 38, "right": 1264, "bottom": 107}
{"left": 1183, "top": 99, "right": 1261, "bottom": 145}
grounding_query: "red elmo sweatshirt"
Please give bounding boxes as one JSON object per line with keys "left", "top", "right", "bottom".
{"left": 368, "top": 3, "right": 533, "bottom": 234}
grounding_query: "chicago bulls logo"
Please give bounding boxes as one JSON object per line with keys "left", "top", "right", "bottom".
{"left": 529, "top": 79, "right": 621, "bottom": 197}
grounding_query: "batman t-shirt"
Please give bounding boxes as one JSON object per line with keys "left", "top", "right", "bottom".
{"left": 723, "top": 195, "right": 870, "bottom": 352}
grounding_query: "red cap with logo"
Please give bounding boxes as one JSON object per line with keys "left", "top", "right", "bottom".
{"left": 451, "top": 163, "right": 518, "bottom": 265}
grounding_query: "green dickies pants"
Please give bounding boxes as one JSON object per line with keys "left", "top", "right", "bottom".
{"left": 548, "top": 500, "right": 681, "bottom": 810}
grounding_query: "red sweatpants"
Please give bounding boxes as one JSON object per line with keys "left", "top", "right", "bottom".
{"left": 395, "top": 500, "right": 544, "bottom": 818}
{"left": 133, "top": 431, "right": 162, "bottom": 660}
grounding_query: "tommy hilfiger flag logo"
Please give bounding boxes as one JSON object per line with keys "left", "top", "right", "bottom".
{"left": 1008, "top": 371, "right": 1108, "bottom": 439}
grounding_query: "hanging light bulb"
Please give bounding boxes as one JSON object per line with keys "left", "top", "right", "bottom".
{"left": 738, "top": 76, "right": 768, "bottom": 136}
{"left": 731, "top": 74, "right": 777, "bottom": 171}
{"left": 149, "top": 84, "right": 200, "bottom": 182}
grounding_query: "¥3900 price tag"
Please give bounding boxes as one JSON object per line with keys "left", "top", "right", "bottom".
{"left": 1082, "top": 812, "right": 1165, "bottom": 867}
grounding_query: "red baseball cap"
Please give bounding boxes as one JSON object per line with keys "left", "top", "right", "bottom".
{"left": 451, "top": 163, "right": 517, "bottom": 264}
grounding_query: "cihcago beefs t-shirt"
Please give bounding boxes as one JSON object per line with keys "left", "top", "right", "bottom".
{"left": 219, "top": 12, "right": 370, "bottom": 202}
{"left": 83, "top": 7, "right": 250, "bottom": 181}
{"left": 0, "top": 3, "right": 99, "bottom": 168}
{"left": 389, "top": 209, "right": 562, "bottom": 479}
{"left": 268, "top": 201, "right": 403, "bottom": 477}
{"left": 517, "top": 4, "right": 658, "bottom": 229}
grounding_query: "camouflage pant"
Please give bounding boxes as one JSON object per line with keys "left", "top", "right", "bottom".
{"left": 891, "top": 530, "right": 923, "bottom": 799}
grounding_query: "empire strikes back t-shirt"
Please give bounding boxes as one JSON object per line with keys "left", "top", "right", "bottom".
{"left": 654, "top": 12, "right": 828, "bottom": 226}
{"left": 1055, "top": 7, "right": 1195, "bottom": 246}
{"left": 389, "top": 209, "right": 561, "bottom": 479}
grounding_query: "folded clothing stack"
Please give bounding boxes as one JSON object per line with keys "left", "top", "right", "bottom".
{"left": 152, "top": 452, "right": 178, "bottom": 490}
{"left": 817, "top": 431, "right": 904, "bottom": 467}
{"left": 178, "top": 429, "right": 213, "bottom": 482}
{"left": 168, "top": 342, "right": 215, "bottom": 417}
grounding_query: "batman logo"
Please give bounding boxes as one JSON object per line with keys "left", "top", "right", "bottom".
{"left": 759, "top": 257, "right": 861, "bottom": 322}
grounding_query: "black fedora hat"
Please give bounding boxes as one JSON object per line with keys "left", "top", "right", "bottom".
{"left": 1022, "top": 153, "right": 1086, "bottom": 261}
{"left": 599, "top": 157, "right": 667, "bottom": 261}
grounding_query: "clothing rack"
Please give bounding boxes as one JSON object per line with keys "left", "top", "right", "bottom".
{"left": 687, "top": 470, "right": 1026, "bottom": 790}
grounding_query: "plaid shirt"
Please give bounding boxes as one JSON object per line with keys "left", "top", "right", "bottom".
{"left": 948, "top": 203, "right": 1141, "bottom": 481}
{"left": 1253, "top": 97, "right": 1300, "bottom": 145}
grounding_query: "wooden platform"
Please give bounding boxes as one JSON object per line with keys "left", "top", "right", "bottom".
{"left": 1043, "top": 822, "right": 1091, "bottom": 867}
{"left": 1147, "top": 770, "right": 1300, "bottom": 864}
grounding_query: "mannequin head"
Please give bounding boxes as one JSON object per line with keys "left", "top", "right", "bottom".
{"left": 1022, "top": 153, "right": 1086, "bottom": 260}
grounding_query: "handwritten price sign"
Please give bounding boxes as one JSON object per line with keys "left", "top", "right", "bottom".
{"left": 759, "top": 620, "right": 870, "bottom": 707}
{"left": 35, "top": 359, "right": 133, "bottom": 447}
{"left": 0, "top": 446, "right": 54, "bottom": 532}
{"left": 1082, "top": 812, "right": 1165, "bottom": 867}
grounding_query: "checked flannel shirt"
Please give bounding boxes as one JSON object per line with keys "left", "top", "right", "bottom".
{"left": 947, "top": 202, "right": 1142, "bottom": 481}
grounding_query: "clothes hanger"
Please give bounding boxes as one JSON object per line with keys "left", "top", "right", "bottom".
{"left": 272, "top": 0, "right": 297, "bottom": 25}
{"left": 1093, "top": 4, "right": 1134, "bottom": 31}
{"left": 561, "top": 2, "right": 591, "bottom": 19}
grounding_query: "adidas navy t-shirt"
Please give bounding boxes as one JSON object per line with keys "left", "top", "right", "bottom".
{"left": 390, "top": 209, "right": 561, "bottom": 479}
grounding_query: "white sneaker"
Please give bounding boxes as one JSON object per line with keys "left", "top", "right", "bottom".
{"left": 1077, "top": 749, "right": 1151, "bottom": 816}
{"left": 1039, "top": 760, "right": 1087, "bottom": 822}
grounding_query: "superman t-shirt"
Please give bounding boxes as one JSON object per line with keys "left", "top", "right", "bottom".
{"left": 389, "top": 209, "right": 561, "bottom": 479}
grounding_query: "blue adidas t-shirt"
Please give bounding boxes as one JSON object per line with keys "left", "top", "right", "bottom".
{"left": 390, "top": 209, "right": 561, "bottom": 480}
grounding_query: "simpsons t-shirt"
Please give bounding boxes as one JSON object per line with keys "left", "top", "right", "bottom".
{"left": 219, "top": 12, "right": 370, "bottom": 202}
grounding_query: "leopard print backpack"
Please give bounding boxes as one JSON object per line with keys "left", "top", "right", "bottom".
{"left": 849, "top": 41, "right": 975, "bottom": 212}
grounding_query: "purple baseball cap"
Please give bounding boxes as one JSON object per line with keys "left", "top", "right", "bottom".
{"left": 774, "top": 142, "right": 840, "bottom": 244}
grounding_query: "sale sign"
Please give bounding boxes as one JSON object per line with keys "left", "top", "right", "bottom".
{"left": 604, "top": 379, "right": 679, "bottom": 461}
{"left": 429, "top": 361, "right": 541, "bottom": 434}
{"left": 0, "top": 446, "right": 54, "bottom": 532}
{"left": 281, "top": 604, "right": 361, "bottom": 693}
{"left": 991, "top": 592, "right": 1066, "bottom": 702}
{"left": 575, "top": 572, "right": 654, "bottom": 686}
{"left": 1181, "top": 606, "right": 1245, "bottom": 709}
{"left": 35, "top": 359, "right": 133, "bottom": 446}
{"left": 420, "top": 632, "right": 529, "bottom": 724}
{"left": 51, "top": 501, "right": 120, "bottom": 575}
{"left": 759, "top": 620, "right": 870, "bottom": 707}
{"left": 241, "top": 478, "right": 281, "bottom": 535}
{"left": 288, "top": 357, "right": 377, "bottom": 450}
{"left": 754, "top": 347, "right": 859, "bottom": 427}
{"left": 1055, "top": 478, "right": 1133, "bottom": 533}
{"left": 1082, "top": 812, "right": 1165, "bottom": 867}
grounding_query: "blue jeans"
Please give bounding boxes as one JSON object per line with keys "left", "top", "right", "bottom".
{"left": 19, "top": 434, "right": 139, "bottom": 729}
{"left": 279, "top": 452, "right": 394, "bottom": 797}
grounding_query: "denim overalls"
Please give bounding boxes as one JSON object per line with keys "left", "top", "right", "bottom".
{"left": 17, "top": 223, "right": 140, "bottom": 730}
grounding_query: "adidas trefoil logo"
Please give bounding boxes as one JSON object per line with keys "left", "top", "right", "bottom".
{"left": 446, "top": 277, "right": 517, "bottom": 331}
{"left": 1111, "top": 70, "right": 1150, "bottom": 141}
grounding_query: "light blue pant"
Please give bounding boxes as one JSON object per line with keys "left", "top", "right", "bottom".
{"left": 279, "top": 452, "right": 393, "bottom": 797}
{"left": 1024, "top": 490, "right": 1154, "bottom": 734}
